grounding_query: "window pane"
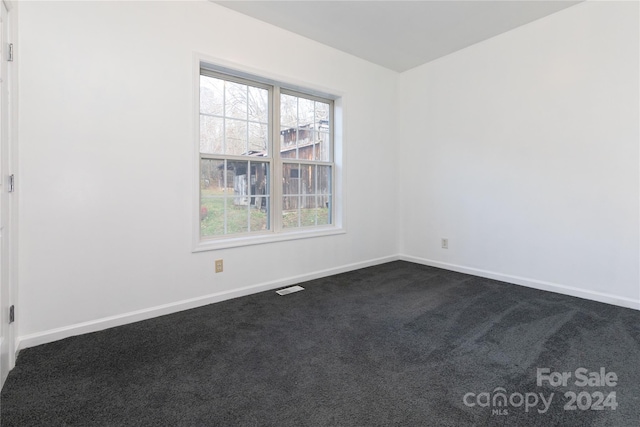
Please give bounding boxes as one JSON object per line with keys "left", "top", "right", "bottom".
{"left": 201, "top": 159, "right": 226, "bottom": 193}
{"left": 226, "top": 198, "right": 249, "bottom": 234}
{"left": 315, "top": 102, "right": 330, "bottom": 128}
{"left": 280, "top": 148, "right": 297, "bottom": 159}
{"left": 298, "top": 97, "right": 314, "bottom": 126}
{"left": 248, "top": 86, "right": 268, "bottom": 123}
{"left": 222, "top": 159, "right": 247, "bottom": 234}
{"left": 282, "top": 196, "right": 299, "bottom": 228}
{"left": 200, "top": 75, "right": 224, "bottom": 116}
{"left": 248, "top": 161, "right": 269, "bottom": 199}
{"left": 297, "top": 128, "right": 314, "bottom": 160}
{"left": 225, "top": 81, "right": 247, "bottom": 119}
{"left": 280, "top": 127, "right": 296, "bottom": 148}
{"left": 282, "top": 163, "right": 299, "bottom": 195}
{"left": 300, "top": 197, "right": 317, "bottom": 227}
{"left": 280, "top": 162, "right": 332, "bottom": 229}
{"left": 200, "top": 159, "right": 225, "bottom": 237}
{"left": 227, "top": 160, "right": 249, "bottom": 199}
{"left": 318, "top": 165, "right": 331, "bottom": 194}
{"left": 280, "top": 127, "right": 297, "bottom": 159}
{"left": 200, "top": 197, "right": 225, "bottom": 237}
{"left": 317, "top": 196, "right": 331, "bottom": 226}
{"left": 250, "top": 197, "right": 269, "bottom": 232}
{"left": 280, "top": 94, "right": 298, "bottom": 128}
{"left": 315, "top": 132, "right": 331, "bottom": 161}
{"left": 248, "top": 122, "right": 268, "bottom": 154}
{"left": 225, "top": 119, "right": 248, "bottom": 155}
{"left": 279, "top": 94, "right": 332, "bottom": 162}
{"left": 200, "top": 115, "right": 224, "bottom": 154}
{"left": 280, "top": 147, "right": 297, "bottom": 159}
{"left": 301, "top": 164, "right": 315, "bottom": 196}
{"left": 200, "top": 159, "right": 271, "bottom": 237}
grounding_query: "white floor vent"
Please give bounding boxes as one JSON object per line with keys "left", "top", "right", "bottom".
{"left": 276, "top": 285, "right": 305, "bottom": 296}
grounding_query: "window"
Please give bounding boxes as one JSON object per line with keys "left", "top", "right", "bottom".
{"left": 197, "top": 65, "right": 338, "bottom": 248}
{"left": 280, "top": 91, "right": 333, "bottom": 229}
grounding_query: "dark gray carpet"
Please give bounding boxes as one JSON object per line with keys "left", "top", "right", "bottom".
{"left": 2, "top": 261, "right": 639, "bottom": 426}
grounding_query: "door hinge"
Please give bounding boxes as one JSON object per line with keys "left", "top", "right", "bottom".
{"left": 9, "top": 305, "right": 14, "bottom": 323}
{"left": 8, "top": 174, "right": 14, "bottom": 192}
{"left": 7, "top": 43, "right": 13, "bottom": 62}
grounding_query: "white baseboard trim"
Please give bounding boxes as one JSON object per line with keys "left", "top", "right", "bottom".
{"left": 16, "top": 255, "right": 400, "bottom": 352}
{"left": 400, "top": 254, "right": 640, "bottom": 311}
{"left": 17, "top": 254, "right": 638, "bottom": 353}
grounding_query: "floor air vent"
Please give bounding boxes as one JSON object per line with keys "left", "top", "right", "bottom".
{"left": 276, "top": 286, "right": 305, "bottom": 296}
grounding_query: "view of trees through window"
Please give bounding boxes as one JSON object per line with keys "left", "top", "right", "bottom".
{"left": 199, "top": 71, "right": 333, "bottom": 238}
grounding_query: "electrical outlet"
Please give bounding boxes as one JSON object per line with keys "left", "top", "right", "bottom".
{"left": 441, "top": 238, "right": 448, "bottom": 249}
{"left": 215, "top": 259, "right": 224, "bottom": 273}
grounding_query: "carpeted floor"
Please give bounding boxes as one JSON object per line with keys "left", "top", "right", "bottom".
{"left": 2, "top": 261, "right": 639, "bottom": 426}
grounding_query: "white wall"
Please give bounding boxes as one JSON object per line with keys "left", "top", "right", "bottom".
{"left": 17, "top": 0, "right": 640, "bottom": 350}
{"left": 17, "top": 1, "right": 399, "bottom": 345}
{"left": 399, "top": 1, "right": 640, "bottom": 308}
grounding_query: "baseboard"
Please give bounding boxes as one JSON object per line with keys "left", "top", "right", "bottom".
{"left": 400, "top": 254, "right": 640, "bottom": 311}
{"left": 17, "top": 253, "right": 638, "bottom": 353}
{"left": 16, "top": 254, "right": 400, "bottom": 352}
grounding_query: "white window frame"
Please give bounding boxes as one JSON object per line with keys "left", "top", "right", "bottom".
{"left": 193, "top": 56, "right": 345, "bottom": 252}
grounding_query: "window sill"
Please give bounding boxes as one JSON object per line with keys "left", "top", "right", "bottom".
{"left": 192, "top": 226, "right": 345, "bottom": 252}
